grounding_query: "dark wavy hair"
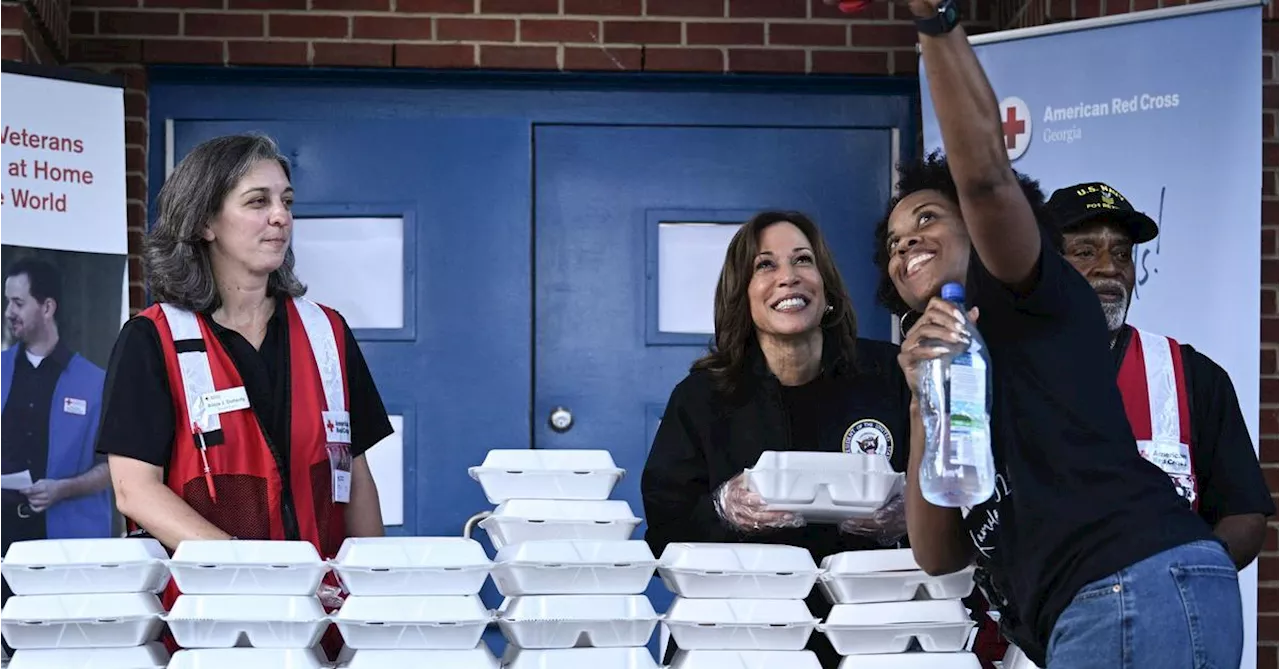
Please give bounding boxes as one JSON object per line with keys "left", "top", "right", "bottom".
{"left": 692, "top": 211, "right": 859, "bottom": 396}
{"left": 872, "top": 150, "right": 1063, "bottom": 317}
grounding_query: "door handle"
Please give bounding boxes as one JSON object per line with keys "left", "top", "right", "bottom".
{"left": 548, "top": 406, "right": 574, "bottom": 433}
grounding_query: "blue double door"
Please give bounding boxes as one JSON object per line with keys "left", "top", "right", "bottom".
{"left": 164, "top": 80, "right": 907, "bottom": 652}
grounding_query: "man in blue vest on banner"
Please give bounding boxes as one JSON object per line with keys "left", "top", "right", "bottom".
{"left": 2, "top": 256, "right": 113, "bottom": 555}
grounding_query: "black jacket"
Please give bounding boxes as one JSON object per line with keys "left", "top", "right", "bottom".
{"left": 641, "top": 335, "right": 913, "bottom": 667}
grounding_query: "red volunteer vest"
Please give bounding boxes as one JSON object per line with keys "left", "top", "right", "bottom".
{"left": 138, "top": 297, "right": 351, "bottom": 556}
{"left": 1115, "top": 326, "right": 1198, "bottom": 510}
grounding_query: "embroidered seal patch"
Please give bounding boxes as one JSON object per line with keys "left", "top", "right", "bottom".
{"left": 842, "top": 419, "right": 893, "bottom": 459}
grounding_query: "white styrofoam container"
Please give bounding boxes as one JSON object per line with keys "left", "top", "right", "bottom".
{"left": 501, "top": 647, "right": 661, "bottom": 669}
{"left": 657, "top": 544, "right": 818, "bottom": 600}
{"left": 337, "top": 645, "right": 500, "bottom": 669}
{"left": 820, "top": 550, "right": 920, "bottom": 574}
{"left": 747, "top": 452, "right": 903, "bottom": 522}
{"left": 818, "top": 566, "right": 976, "bottom": 604}
{"left": 492, "top": 540, "right": 656, "bottom": 596}
{"left": 1003, "top": 645, "right": 1043, "bottom": 669}
{"left": 821, "top": 601, "right": 975, "bottom": 655}
{"left": 469, "top": 450, "right": 625, "bottom": 503}
{"left": 6, "top": 642, "right": 169, "bottom": 669}
{"left": 478, "top": 500, "right": 641, "bottom": 550}
{"left": 836, "top": 653, "right": 983, "bottom": 668}
{"left": 167, "top": 648, "right": 328, "bottom": 669}
{"left": 0, "top": 539, "right": 170, "bottom": 595}
{"left": 663, "top": 598, "right": 819, "bottom": 651}
{"left": 167, "top": 540, "right": 328, "bottom": 596}
{"left": 333, "top": 595, "right": 490, "bottom": 650}
{"left": 163, "top": 595, "right": 330, "bottom": 648}
{"left": 497, "top": 595, "right": 658, "bottom": 649}
{"left": 667, "top": 649, "right": 824, "bottom": 669}
{"left": 0, "top": 593, "right": 164, "bottom": 649}
{"left": 329, "top": 537, "right": 492, "bottom": 596}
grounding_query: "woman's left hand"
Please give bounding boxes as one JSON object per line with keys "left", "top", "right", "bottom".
{"left": 838, "top": 492, "right": 907, "bottom": 545}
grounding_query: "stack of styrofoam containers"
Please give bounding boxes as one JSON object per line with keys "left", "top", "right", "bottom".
{"left": 0, "top": 538, "right": 170, "bottom": 669}
{"left": 327, "top": 536, "right": 498, "bottom": 669}
{"left": 816, "top": 548, "right": 979, "bottom": 668}
{"left": 657, "top": 543, "right": 824, "bottom": 669}
{"left": 162, "top": 540, "right": 333, "bottom": 669}
{"left": 470, "top": 449, "right": 661, "bottom": 669}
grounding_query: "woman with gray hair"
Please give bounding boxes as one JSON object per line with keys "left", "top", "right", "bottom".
{"left": 95, "top": 133, "right": 391, "bottom": 566}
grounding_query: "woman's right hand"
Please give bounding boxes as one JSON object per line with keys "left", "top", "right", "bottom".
{"left": 713, "top": 472, "right": 804, "bottom": 532}
{"left": 898, "top": 298, "right": 978, "bottom": 395}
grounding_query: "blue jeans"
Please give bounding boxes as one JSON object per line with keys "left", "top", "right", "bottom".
{"left": 1046, "top": 539, "right": 1242, "bottom": 668}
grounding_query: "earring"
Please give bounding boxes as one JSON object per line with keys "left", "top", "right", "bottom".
{"left": 825, "top": 304, "right": 834, "bottom": 313}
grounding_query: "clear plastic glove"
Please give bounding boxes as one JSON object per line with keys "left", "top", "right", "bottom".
{"left": 713, "top": 471, "right": 806, "bottom": 532}
{"left": 838, "top": 492, "right": 907, "bottom": 545}
{"left": 317, "top": 582, "right": 346, "bottom": 610}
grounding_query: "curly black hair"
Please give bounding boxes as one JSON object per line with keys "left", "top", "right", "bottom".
{"left": 872, "top": 150, "right": 1064, "bottom": 316}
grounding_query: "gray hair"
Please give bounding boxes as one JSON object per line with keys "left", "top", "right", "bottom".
{"left": 143, "top": 133, "right": 306, "bottom": 313}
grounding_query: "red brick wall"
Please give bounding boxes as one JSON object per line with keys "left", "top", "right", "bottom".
{"left": 2, "top": 0, "right": 1275, "bottom": 663}
{"left": 2, "top": 1, "right": 64, "bottom": 63}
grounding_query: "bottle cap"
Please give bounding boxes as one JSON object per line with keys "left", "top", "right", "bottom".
{"left": 941, "top": 282, "right": 965, "bottom": 302}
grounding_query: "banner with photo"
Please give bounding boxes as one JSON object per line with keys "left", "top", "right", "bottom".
{"left": 1, "top": 63, "right": 128, "bottom": 563}
{"left": 918, "top": 2, "right": 1263, "bottom": 666}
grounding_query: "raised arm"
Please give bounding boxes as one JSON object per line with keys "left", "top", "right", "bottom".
{"left": 912, "top": 0, "right": 1042, "bottom": 286}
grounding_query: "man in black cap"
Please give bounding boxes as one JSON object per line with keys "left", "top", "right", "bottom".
{"left": 1048, "top": 181, "right": 1273, "bottom": 569}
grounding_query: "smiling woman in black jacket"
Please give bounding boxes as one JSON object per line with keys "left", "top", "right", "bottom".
{"left": 640, "top": 210, "right": 913, "bottom": 668}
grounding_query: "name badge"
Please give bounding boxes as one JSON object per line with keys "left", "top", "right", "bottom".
{"left": 199, "top": 387, "right": 251, "bottom": 416}
{"left": 323, "top": 410, "right": 352, "bottom": 445}
{"left": 326, "top": 442, "right": 353, "bottom": 505}
{"left": 62, "top": 397, "right": 87, "bottom": 415}
{"left": 1138, "top": 439, "right": 1191, "bottom": 477}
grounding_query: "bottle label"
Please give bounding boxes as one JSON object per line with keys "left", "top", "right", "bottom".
{"left": 949, "top": 355, "right": 987, "bottom": 468}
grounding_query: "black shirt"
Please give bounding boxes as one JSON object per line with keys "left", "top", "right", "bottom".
{"left": 2, "top": 340, "right": 73, "bottom": 546}
{"left": 641, "top": 334, "right": 912, "bottom": 669}
{"left": 95, "top": 298, "right": 394, "bottom": 472}
{"left": 1110, "top": 326, "right": 1275, "bottom": 525}
{"left": 957, "top": 236, "right": 1212, "bottom": 663}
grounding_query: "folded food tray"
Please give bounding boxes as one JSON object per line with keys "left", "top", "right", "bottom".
{"left": 0, "top": 593, "right": 164, "bottom": 649}
{"left": 163, "top": 595, "right": 330, "bottom": 648}
{"left": 667, "top": 649, "right": 823, "bottom": 669}
{"left": 478, "top": 500, "right": 641, "bottom": 550}
{"left": 469, "top": 449, "right": 625, "bottom": 503}
{"left": 501, "top": 646, "right": 660, "bottom": 669}
{"left": 6, "top": 642, "right": 169, "bottom": 669}
{"left": 497, "top": 594, "right": 658, "bottom": 649}
{"left": 657, "top": 543, "right": 818, "bottom": 600}
{"left": 167, "top": 648, "right": 329, "bottom": 669}
{"left": 821, "top": 601, "right": 975, "bottom": 655}
{"left": 836, "top": 653, "right": 982, "bottom": 668}
{"left": 820, "top": 551, "right": 975, "bottom": 604}
{"left": 333, "top": 594, "right": 491, "bottom": 650}
{"left": 336, "top": 644, "right": 500, "bottom": 669}
{"left": 663, "top": 598, "right": 819, "bottom": 651}
{"left": 492, "top": 540, "right": 656, "bottom": 596}
{"left": 329, "top": 537, "right": 492, "bottom": 596}
{"left": 0, "top": 539, "right": 170, "bottom": 595}
{"left": 747, "top": 452, "right": 903, "bottom": 522}
{"left": 167, "top": 540, "right": 328, "bottom": 595}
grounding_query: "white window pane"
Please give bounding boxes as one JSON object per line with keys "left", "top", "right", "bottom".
{"left": 658, "top": 222, "right": 741, "bottom": 335}
{"left": 291, "top": 217, "right": 404, "bottom": 329}
{"left": 366, "top": 415, "right": 404, "bottom": 527}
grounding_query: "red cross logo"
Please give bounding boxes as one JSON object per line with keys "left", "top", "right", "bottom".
{"left": 999, "top": 96, "right": 1032, "bottom": 161}
{"left": 326, "top": 420, "right": 334, "bottom": 431}
{"left": 1002, "top": 106, "right": 1025, "bottom": 150}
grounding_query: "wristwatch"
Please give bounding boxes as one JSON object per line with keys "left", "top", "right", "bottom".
{"left": 915, "top": 0, "right": 961, "bottom": 36}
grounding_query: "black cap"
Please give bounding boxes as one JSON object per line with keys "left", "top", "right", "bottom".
{"left": 1046, "top": 182, "right": 1159, "bottom": 244}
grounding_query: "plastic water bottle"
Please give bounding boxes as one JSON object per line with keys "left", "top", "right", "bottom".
{"left": 918, "top": 282, "right": 996, "bottom": 507}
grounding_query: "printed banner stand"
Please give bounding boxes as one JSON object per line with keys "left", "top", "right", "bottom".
{"left": 919, "top": 3, "right": 1264, "bottom": 668}
{"left": 1, "top": 62, "right": 129, "bottom": 558}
